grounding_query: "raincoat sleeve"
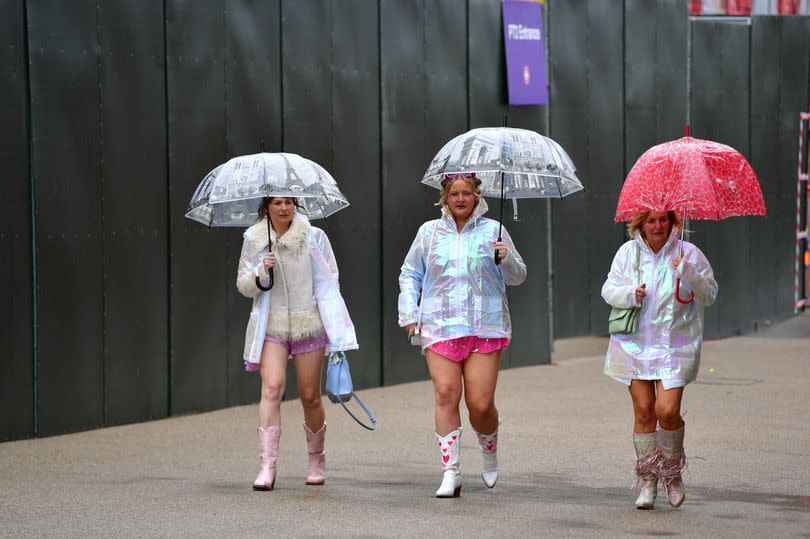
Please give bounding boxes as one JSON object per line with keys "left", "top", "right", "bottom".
{"left": 236, "top": 236, "right": 264, "bottom": 299}
{"left": 675, "top": 245, "right": 718, "bottom": 307}
{"left": 313, "top": 228, "right": 340, "bottom": 286}
{"left": 601, "top": 243, "right": 641, "bottom": 309}
{"left": 498, "top": 226, "right": 527, "bottom": 286}
{"left": 398, "top": 224, "right": 429, "bottom": 327}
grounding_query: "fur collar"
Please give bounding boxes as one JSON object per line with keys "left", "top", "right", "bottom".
{"left": 244, "top": 214, "right": 309, "bottom": 255}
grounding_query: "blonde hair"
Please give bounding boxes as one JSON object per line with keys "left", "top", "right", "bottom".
{"left": 438, "top": 175, "right": 482, "bottom": 208}
{"left": 627, "top": 210, "right": 683, "bottom": 239}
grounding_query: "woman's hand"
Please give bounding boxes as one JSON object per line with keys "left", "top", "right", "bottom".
{"left": 493, "top": 241, "right": 508, "bottom": 261}
{"left": 672, "top": 255, "right": 684, "bottom": 270}
{"left": 262, "top": 252, "right": 276, "bottom": 271}
{"left": 404, "top": 323, "right": 416, "bottom": 337}
{"left": 635, "top": 283, "right": 647, "bottom": 304}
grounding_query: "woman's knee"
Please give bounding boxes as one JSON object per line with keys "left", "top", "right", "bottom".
{"left": 299, "top": 391, "right": 323, "bottom": 411}
{"left": 434, "top": 384, "right": 462, "bottom": 408}
{"left": 654, "top": 402, "right": 681, "bottom": 425}
{"left": 261, "top": 382, "right": 285, "bottom": 404}
{"left": 465, "top": 398, "right": 495, "bottom": 420}
{"left": 633, "top": 401, "right": 656, "bottom": 425}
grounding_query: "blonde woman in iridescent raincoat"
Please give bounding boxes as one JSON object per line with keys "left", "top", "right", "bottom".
{"left": 398, "top": 174, "right": 526, "bottom": 498}
{"left": 601, "top": 210, "right": 717, "bottom": 510}
{"left": 237, "top": 197, "right": 358, "bottom": 491}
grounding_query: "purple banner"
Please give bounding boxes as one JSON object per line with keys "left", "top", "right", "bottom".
{"left": 502, "top": 0, "right": 548, "bottom": 106}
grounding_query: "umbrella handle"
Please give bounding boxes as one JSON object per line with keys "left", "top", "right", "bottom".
{"left": 256, "top": 268, "right": 274, "bottom": 291}
{"left": 675, "top": 278, "right": 693, "bottom": 304}
{"left": 494, "top": 234, "right": 502, "bottom": 265}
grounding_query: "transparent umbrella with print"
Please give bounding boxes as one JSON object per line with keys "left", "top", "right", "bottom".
{"left": 186, "top": 152, "right": 350, "bottom": 289}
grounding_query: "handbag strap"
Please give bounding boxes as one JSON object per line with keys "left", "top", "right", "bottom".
{"left": 332, "top": 352, "right": 377, "bottom": 431}
{"left": 415, "top": 221, "right": 440, "bottom": 334}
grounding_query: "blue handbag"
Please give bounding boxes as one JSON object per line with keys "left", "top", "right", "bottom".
{"left": 325, "top": 351, "right": 377, "bottom": 430}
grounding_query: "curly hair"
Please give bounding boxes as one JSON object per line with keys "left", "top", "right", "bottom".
{"left": 438, "top": 175, "right": 482, "bottom": 208}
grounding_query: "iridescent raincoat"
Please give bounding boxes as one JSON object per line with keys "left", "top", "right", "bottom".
{"left": 601, "top": 226, "right": 718, "bottom": 389}
{"left": 398, "top": 198, "right": 527, "bottom": 350}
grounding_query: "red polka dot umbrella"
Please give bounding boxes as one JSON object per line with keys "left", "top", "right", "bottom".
{"left": 614, "top": 127, "right": 766, "bottom": 223}
{"left": 614, "top": 125, "right": 766, "bottom": 304}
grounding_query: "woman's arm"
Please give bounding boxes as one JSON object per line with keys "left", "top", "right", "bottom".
{"left": 236, "top": 236, "right": 264, "bottom": 298}
{"left": 675, "top": 245, "right": 718, "bottom": 307}
{"left": 601, "top": 244, "right": 641, "bottom": 309}
{"left": 313, "top": 227, "right": 340, "bottom": 285}
{"left": 497, "top": 226, "right": 527, "bottom": 286}
{"left": 398, "top": 225, "right": 428, "bottom": 327}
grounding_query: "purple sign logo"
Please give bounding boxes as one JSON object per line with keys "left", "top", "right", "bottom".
{"left": 503, "top": 1, "right": 548, "bottom": 106}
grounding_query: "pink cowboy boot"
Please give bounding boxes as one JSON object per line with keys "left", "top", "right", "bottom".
{"left": 475, "top": 419, "right": 500, "bottom": 488}
{"left": 632, "top": 431, "right": 660, "bottom": 509}
{"left": 658, "top": 423, "right": 687, "bottom": 508}
{"left": 435, "top": 428, "right": 462, "bottom": 498}
{"left": 304, "top": 423, "right": 326, "bottom": 485}
{"left": 253, "top": 425, "right": 280, "bottom": 491}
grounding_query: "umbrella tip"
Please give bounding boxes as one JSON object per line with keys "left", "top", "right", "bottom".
{"left": 684, "top": 123, "right": 691, "bottom": 137}
{"left": 503, "top": 112, "right": 508, "bottom": 128}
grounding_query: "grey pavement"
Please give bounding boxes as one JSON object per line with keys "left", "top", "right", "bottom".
{"left": 2, "top": 313, "right": 809, "bottom": 538}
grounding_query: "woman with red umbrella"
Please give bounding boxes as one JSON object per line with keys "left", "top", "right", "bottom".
{"left": 602, "top": 210, "right": 717, "bottom": 510}
{"left": 603, "top": 129, "right": 764, "bottom": 510}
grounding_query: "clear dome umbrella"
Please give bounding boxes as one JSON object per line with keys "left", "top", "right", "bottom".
{"left": 422, "top": 118, "right": 583, "bottom": 264}
{"left": 185, "top": 152, "right": 350, "bottom": 289}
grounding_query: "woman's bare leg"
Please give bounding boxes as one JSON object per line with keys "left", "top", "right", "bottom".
{"left": 462, "top": 350, "right": 501, "bottom": 434}
{"left": 629, "top": 380, "right": 657, "bottom": 433}
{"left": 258, "top": 342, "right": 289, "bottom": 428}
{"left": 292, "top": 348, "right": 326, "bottom": 432}
{"left": 426, "top": 350, "right": 463, "bottom": 436}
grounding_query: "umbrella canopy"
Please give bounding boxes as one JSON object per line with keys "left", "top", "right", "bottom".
{"left": 421, "top": 127, "right": 583, "bottom": 199}
{"left": 615, "top": 136, "right": 766, "bottom": 222}
{"left": 185, "top": 152, "right": 349, "bottom": 227}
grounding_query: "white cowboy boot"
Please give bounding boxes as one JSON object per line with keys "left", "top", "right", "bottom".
{"left": 475, "top": 419, "right": 500, "bottom": 488}
{"left": 435, "top": 428, "right": 462, "bottom": 498}
{"left": 658, "top": 423, "right": 687, "bottom": 508}
{"left": 632, "top": 431, "right": 660, "bottom": 509}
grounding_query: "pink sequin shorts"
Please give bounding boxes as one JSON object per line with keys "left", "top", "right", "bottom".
{"left": 428, "top": 336, "right": 510, "bottom": 363}
{"left": 244, "top": 333, "right": 330, "bottom": 372}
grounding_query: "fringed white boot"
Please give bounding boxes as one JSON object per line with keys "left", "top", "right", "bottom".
{"left": 475, "top": 419, "right": 500, "bottom": 488}
{"left": 632, "top": 431, "right": 660, "bottom": 509}
{"left": 435, "top": 428, "right": 462, "bottom": 498}
{"left": 658, "top": 423, "right": 687, "bottom": 508}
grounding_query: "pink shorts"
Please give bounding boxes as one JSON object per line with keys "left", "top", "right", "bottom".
{"left": 244, "top": 333, "right": 330, "bottom": 372}
{"left": 428, "top": 336, "right": 510, "bottom": 363}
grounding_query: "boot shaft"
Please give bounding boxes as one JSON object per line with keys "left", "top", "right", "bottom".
{"left": 436, "top": 428, "right": 462, "bottom": 472}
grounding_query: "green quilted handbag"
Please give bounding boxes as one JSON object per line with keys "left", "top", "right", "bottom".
{"left": 608, "top": 245, "right": 641, "bottom": 335}
{"left": 608, "top": 304, "right": 640, "bottom": 334}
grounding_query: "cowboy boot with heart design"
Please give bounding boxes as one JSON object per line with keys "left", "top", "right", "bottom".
{"left": 475, "top": 418, "right": 500, "bottom": 488}
{"left": 435, "top": 428, "right": 462, "bottom": 498}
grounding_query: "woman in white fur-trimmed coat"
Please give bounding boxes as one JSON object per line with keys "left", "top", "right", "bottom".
{"left": 236, "top": 196, "right": 358, "bottom": 491}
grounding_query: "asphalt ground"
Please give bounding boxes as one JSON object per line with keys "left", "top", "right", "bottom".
{"left": 1, "top": 312, "right": 808, "bottom": 537}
